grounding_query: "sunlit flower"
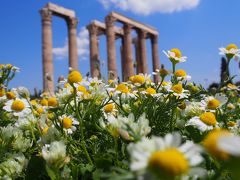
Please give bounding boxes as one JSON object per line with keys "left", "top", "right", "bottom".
{"left": 219, "top": 44, "right": 240, "bottom": 60}
{"left": 203, "top": 129, "right": 232, "bottom": 160}
{"left": 3, "top": 98, "right": 31, "bottom": 117}
{"left": 201, "top": 93, "right": 228, "bottom": 111}
{"left": 128, "top": 133, "right": 203, "bottom": 179}
{"left": 163, "top": 48, "right": 187, "bottom": 64}
{"left": 186, "top": 112, "right": 218, "bottom": 132}
{"left": 68, "top": 70, "right": 82, "bottom": 84}
{"left": 174, "top": 69, "right": 191, "bottom": 80}
{"left": 218, "top": 135, "right": 240, "bottom": 157}
{"left": 169, "top": 84, "right": 189, "bottom": 99}
{"left": 59, "top": 115, "right": 79, "bottom": 134}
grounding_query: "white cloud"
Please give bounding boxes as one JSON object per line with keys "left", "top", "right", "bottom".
{"left": 53, "top": 27, "right": 89, "bottom": 60}
{"left": 98, "top": 0, "right": 200, "bottom": 15}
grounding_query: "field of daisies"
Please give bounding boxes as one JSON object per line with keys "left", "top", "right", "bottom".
{"left": 1, "top": 44, "right": 240, "bottom": 180}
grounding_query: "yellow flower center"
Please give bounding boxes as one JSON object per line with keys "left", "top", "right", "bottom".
{"left": 30, "top": 99, "right": 37, "bottom": 106}
{"left": 77, "top": 85, "right": 87, "bottom": 93}
{"left": 0, "top": 88, "right": 5, "bottom": 97}
{"left": 207, "top": 99, "right": 220, "bottom": 109}
{"left": 48, "top": 97, "right": 58, "bottom": 107}
{"left": 63, "top": 117, "right": 73, "bottom": 129}
{"left": 227, "top": 83, "right": 237, "bottom": 90}
{"left": 108, "top": 79, "right": 114, "bottom": 84}
{"left": 68, "top": 71, "right": 82, "bottom": 84}
{"left": 11, "top": 100, "right": 25, "bottom": 112}
{"left": 116, "top": 84, "right": 129, "bottom": 93}
{"left": 64, "top": 83, "right": 70, "bottom": 88}
{"left": 226, "top": 44, "right": 238, "bottom": 51}
{"left": 37, "top": 107, "right": 44, "bottom": 114}
{"left": 6, "top": 92, "right": 16, "bottom": 100}
{"left": 148, "top": 148, "right": 189, "bottom": 178}
{"left": 171, "top": 84, "right": 183, "bottom": 94}
{"left": 159, "top": 68, "right": 169, "bottom": 76}
{"left": 104, "top": 103, "right": 114, "bottom": 113}
{"left": 41, "top": 99, "right": 48, "bottom": 106}
{"left": 132, "top": 75, "right": 145, "bottom": 85}
{"left": 6, "top": 64, "right": 13, "bottom": 69}
{"left": 175, "top": 69, "right": 187, "bottom": 77}
{"left": 42, "top": 127, "right": 49, "bottom": 135}
{"left": 146, "top": 87, "right": 156, "bottom": 94}
{"left": 162, "top": 81, "right": 169, "bottom": 86}
{"left": 227, "top": 121, "right": 236, "bottom": 127}
{"left": 199, "top": 112, "right": 217, "bottom": 126}
{"left": 203, "top": 129, "right": 231, "bottom": 160}
{"left": 170, "top": 48, "right": 182, "bottom": 58}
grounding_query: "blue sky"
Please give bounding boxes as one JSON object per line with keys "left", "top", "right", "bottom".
{"left": 0, "top": 0, "right": 240, "bottom": 92}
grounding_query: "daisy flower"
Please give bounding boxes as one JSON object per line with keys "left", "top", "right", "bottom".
{"left": 59, "top": 115, "right": 79, "bottom": 134}
{"left": 113, "top": 83, "right": 135, "bottom": 100}
{"left": 163, "top": 48, "right": 187, "bottom": 64}
{"left": 186, "top": 112, "right": 218, "bottom": 132}
{"left": 128, "top": 133, "right": 203, "bottom": 179}
{"left": 201, "top": 93, "right": 228, "bottom": 111}
{"left": 219, "top": 43, "right": 240, "bottom": 60}
{"left": 203, "top": 129, "right": 232, "bottom": 160}
{"left": 3, "top": 98, "right": 31, "bottom": 117}
{"left": 169, "top": 84, "right": 189, "bottom": 99}
{"left": 218, "top": 135, "right": 240, "bottom": 157}
{"left": 174, "top": 69, "right": 191, "bottom": 81}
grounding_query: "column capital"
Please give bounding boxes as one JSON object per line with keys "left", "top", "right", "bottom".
{"left": 138, "top": 29, "right": 148, "bottom": 39}
{"left": 67, "top": 17, "right": 78, "bottom": 29}
{"left": 87, "top": 24, "right": 99, "bottom": 36}
{"left": 105, "top": 15, "right": 117, "bottom": 27}
{"left": 40, "top": 8, "right": 52, "bottom": 22}
{"left": 123, "top": 24, "right": 133, "bottom": 34}
{"left": 151, "top": 34, "right": 158, "bottom": 44}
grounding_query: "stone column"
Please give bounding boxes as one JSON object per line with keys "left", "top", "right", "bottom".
{"left": 123, "top": 24, "right": 134, "bottom": 81}
{"left": 87, "top": 24, "right": 100, "bottom": 78}
{"left": 105, "top": 15, "right": 117, "bottom": 80}
{"left": 67, "top": 17, "right": 78, "bottom": 71}
{"left": 151, "top": 35, "right": 160, "bottom": 83}
{"left": 138, "top": 30, "right": 148, "bottom": 74}
{"left": 133, "top": 38, "right": 141, "bottom": 74}
{"left": 40, "top": 8, "right": 54, "bottom": 94}
{"left": 120, "top": 37, "right": 125, "bottom": 81}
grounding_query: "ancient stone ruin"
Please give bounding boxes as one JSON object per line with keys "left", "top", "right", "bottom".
{"left": 40, "top": 3, "right": 160, "bottom": 94}
{"left": 40, "top": 3, "right": 78, "bottom": 94}
{"left": 87, "top": 13, "right": 160, "bottom": 83}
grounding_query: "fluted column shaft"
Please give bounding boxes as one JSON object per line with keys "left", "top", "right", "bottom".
{"left": 40, "top": 8, "right": 54, "bottom": 94}
{"left": 151, "top": 35, "right": 160, "bottom": 83}
{"left": 87, "top": 24, "right": 100, "bottom": 78}
{"left": 105, "top": 15, "right": 117, "bottom": 80}
{"left": 67, "top": 17, "right": 78, "bottom": 70}
{"left": 123, "top": 24, "right": 134, "bottom": 81}
{"left": 138, "top": 30, "right": 148, "bottom": 74}
{"left": 133, "top": 39, "right": 141, "bottom": 74}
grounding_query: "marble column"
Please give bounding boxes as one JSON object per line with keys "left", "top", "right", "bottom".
{"left": 67, "top": 17, "right": 78, "bottom": 71}
{"left": 87, "top": 24, "right": 100, "bottom": 78}
{"left": 134, "top": 38, "right": 141, "bottom": 74}
{"left": 138, "top": 30, "right": 148, "bottom": 74}
{"left": 105, "top": 15, "right": 117, "bottom": 80}
{"left": 123, "top": 24, "right": 134, "bottom": 81}
{"left": 40, "top": 8, "right": 54, "bottom": 94}
{"left": 151, "top": 35, "right": 160, "bottom": 83}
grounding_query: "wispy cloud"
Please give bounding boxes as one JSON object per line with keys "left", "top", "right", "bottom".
{"left": 53, "top": 27, "right": 89, "bottom": 60}
{"left": 98, "top": 0, "right": 200, "bottom": 15}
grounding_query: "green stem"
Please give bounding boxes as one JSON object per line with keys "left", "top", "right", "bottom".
{"left": 73, "top": 87, "right": 93, "bottom": 165}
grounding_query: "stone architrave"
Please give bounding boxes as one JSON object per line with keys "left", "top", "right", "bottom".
{"left": 87, "top": 24, "right": 100, "bottom": 78}
{"left": 105, "top": 15, "right": 118, "bottom": 80}
{"left": 123, "top": 24, "right": 134, "bottom": 81}
{"left": 151, "top": 35, "right": 160, "bottom": 83}
{"left": 40, "top": 8, "right": 54, "bottom": 94}
{"left": 138, "top": 30, "right": 148, "bottom": 74}
{"left": 67, "top": 17, "right": 78, "bottom": 71}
